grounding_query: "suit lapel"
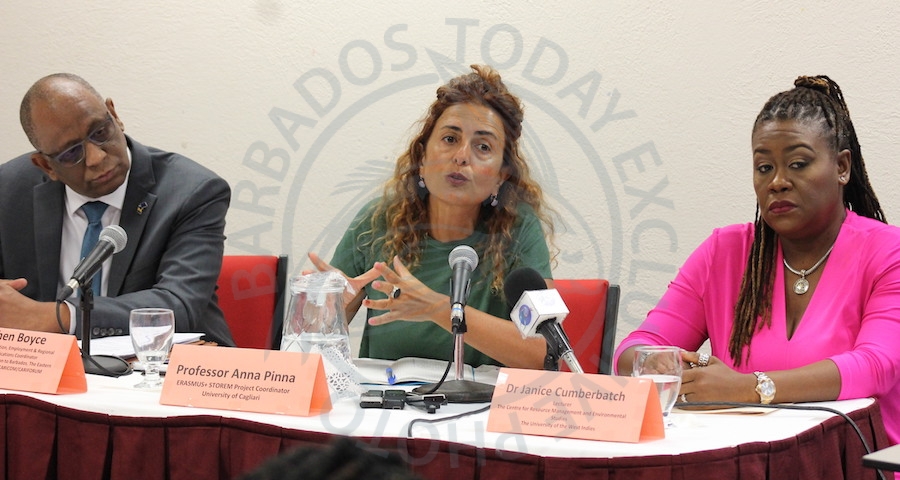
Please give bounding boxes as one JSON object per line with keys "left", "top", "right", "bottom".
{"left": 109, "top": 137, "right": 157, "bottom": 296}
{"left": 33, "top": 180, "right": 65, "bottom": 300}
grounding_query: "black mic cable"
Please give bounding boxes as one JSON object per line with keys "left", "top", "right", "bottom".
{"left": 676, "top": 400, "right": 886, "bottom": 480}
{"left": 413, "top": 343, "right": 455, "bottom": 395}
{"left": 407, "top": 405, "right": 492, "bottom": 438}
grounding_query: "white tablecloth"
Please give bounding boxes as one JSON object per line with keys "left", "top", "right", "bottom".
{"left": 0, "top": 371, "right": 876, "bottom": 459}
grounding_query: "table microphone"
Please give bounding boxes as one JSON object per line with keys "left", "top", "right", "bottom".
{"left": 57, "top": 225, "right": 128, "bottom": 301}
{"left": 412, "top": 245, "right": 494, "bottom": 403}
{"left": 448, "top": 245, "right": 478, "bottom": 332}
{"left": 504, "top": 267, "right": 584, "bottom": 374}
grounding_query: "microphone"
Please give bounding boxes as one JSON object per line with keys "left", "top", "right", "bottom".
{"left": 57, "top": 225, "right": 128, "bottom": 301}
{"left": 504, "top": 267, "right": 584, "bottom": 374}
{"left": 410, "top": 244, "right": 492, "bottom": 403}
{"left": 448, "top": 245, "right": 478, "bottom": 330}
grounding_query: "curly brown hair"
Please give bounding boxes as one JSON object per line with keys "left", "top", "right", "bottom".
{"left": 729, "top": 75, "right": 885, "bottom": 365}
{"left": 365, "top": 64, "right": 556, "bottom": 293}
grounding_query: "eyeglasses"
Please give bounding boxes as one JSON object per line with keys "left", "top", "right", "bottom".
{"left": 41, "top": 113, "right": 118, "bottom": 167}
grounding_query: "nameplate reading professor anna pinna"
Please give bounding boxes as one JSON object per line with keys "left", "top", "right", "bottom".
{"left": 161, "top": 344, "right": 331, "bottom": 416}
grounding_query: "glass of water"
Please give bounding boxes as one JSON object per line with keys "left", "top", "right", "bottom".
{"left": 130, "top": 308, "right": 175, "bottom": 389}
{"left": 633, "top": 345, "right": 683, "bottom": 427}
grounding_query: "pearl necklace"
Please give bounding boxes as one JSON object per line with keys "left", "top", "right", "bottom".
{"left": 783, "top": 244, "right": 835, "bottom": 295}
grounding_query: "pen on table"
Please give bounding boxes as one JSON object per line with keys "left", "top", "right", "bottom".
{"left": 386, "top": 367, "right": 396, "bottom": 385}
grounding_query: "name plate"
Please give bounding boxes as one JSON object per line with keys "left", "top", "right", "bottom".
{"left": 0, "top": 328, "right": 86, "bottom": 394}
{"left": 160, "top": 344, "right": 331, "bottom": 416}
{"left": 487, "top": 368, "right": 664, "bottom": 443}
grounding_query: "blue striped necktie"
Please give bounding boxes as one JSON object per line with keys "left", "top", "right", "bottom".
{"left": 80, "top": 201, "right": 108, "bottom": 297}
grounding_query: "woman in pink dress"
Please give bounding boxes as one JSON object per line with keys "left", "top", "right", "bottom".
{"left": 615, "top": 76, "right": 900, "bottom": 444}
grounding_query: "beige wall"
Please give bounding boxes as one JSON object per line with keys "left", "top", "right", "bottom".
{"left": 3, "top": 1, "right": 899, "bottom": 348}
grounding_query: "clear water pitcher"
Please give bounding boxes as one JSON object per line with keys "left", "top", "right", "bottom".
{"left": 281, "top": 271, "right": 360, "bottom": 398}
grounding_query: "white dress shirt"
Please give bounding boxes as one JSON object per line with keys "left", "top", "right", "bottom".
{"left": 60, "top": 149, "right": 132, "bottom": 334}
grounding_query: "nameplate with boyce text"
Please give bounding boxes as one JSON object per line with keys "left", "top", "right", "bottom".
{"left": 0, "top": 328, "right": 86, "bottom": 394}
{"left": 160, "top": 344, "right": 331, "bottom": 416}
{"left": 487, "top": 368, "right": 664, "bottom": 443}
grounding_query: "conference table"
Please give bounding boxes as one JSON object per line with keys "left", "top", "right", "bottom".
{"left": 0, "top": 372, "right": 889, "bottom": 480}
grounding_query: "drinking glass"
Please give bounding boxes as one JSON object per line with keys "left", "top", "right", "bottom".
{"left": 633, "top": 345, "right": 683, "bottom": 427}
{"left": 130, "top": 308, "right": 175, "bottom": 389}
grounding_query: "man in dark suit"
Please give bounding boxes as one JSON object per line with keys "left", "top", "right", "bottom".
{"left": 0, "top": 73, "right": 235, "bottom": 346}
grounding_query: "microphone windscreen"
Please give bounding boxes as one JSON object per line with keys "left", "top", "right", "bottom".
{"left": 503, "top": 267, "right": 547, "bottom": 308}
{"left": 99, "top": 225, "right": 128, "bottom": 253}
{"left": 449, "top": 245, "right": 478, "bottom": 271}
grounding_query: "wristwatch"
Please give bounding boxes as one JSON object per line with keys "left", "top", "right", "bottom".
{"left": 753, "top": 371, "right": 775, "bottom": 404}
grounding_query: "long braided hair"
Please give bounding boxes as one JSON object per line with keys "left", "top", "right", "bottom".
{"left": 729, "top": 75, "right": 885, "bottom": 365}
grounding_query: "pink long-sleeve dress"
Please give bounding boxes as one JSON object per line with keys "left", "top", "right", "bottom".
{"left": 615, "top": 210, "right": 900, "bottom": 444}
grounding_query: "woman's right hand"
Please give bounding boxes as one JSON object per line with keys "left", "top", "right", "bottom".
{"left": 306, "top": 252, "right": 382, "bottom": 308}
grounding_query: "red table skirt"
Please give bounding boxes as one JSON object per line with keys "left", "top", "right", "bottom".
{"left": 0, "top": 394, "right": 889, "bottom": 480}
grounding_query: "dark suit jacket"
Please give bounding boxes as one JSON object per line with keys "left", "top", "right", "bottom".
{"left": 0, "top": 136, "right": 235, "bottom": 346}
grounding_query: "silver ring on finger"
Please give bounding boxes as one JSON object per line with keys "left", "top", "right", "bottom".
{"left": 698, "top": 352, "right": 710, "bottom": 367}
{"left": 391, "top": 286, "right": 401, "bottom": 299}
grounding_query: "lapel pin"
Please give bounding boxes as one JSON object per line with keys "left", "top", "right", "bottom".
{"left": 137, "top": 201, "right": 148, "bottom": 215}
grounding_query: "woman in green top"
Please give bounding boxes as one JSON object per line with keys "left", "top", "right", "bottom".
{"left": 310, "top": 65, "right": 556, "bottom": 368}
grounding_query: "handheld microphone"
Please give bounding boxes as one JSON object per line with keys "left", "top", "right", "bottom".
{"left": 57, "top": 225, "right": 127, "bottom": 301}
{"left": 504, "top": 267, "right": 583, "bottom": 374}
{"left": 448, "top": 245, "right": 478, "bottom": 330}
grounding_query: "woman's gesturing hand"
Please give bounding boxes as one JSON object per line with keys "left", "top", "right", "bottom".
{"left": 364, "top": 256, "right": 446, "bottom": 326}
{"left": 306, "top": 252, "right": 381, "bottom": 308}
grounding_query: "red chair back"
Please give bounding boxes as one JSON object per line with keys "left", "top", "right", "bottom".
{"left": 216, "top": 255, "right": 287, "bottom": 349}
{"left": 554, "top": 279, "right": 620, "bottom": 374}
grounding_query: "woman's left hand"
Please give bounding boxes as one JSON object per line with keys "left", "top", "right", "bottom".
{"left": 678, "top": 351, "right": 756, "bottom": 408}
{"left": 306, "top": 252, "right": 381, "bottom": 309}
{"left": 364, "top": 256, "right": 447, "bottom": 326}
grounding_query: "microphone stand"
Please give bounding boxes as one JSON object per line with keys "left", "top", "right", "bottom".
{"left": 413, "top": 307, "right": 495, "bottom": 403}
{"left": 79, "top": 278, "right": 131, "bottom": 377}
{"left": 544, "top": 340, "right": 561, "bottom": 371}
{"left": 538, "top": 322, "right": 584, "bottom": 374}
